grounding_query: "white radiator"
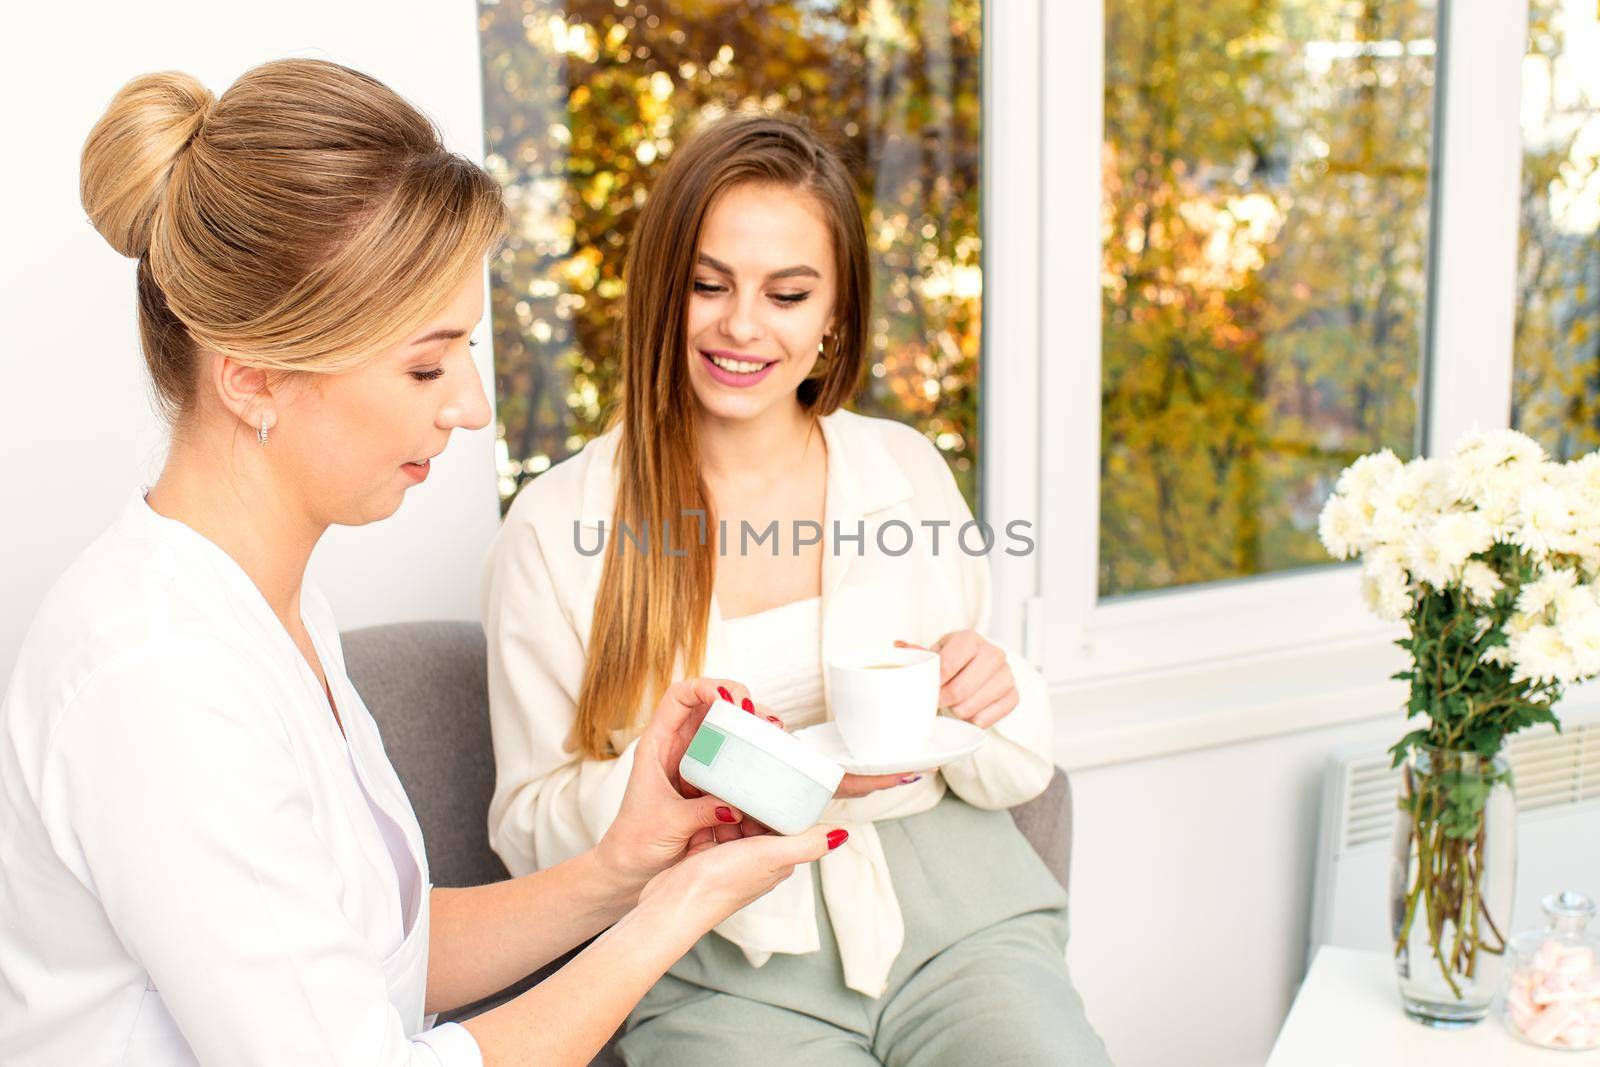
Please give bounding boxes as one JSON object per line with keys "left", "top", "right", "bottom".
{"left": 1309, "top": 719, "right": 1600, "bottom": 965}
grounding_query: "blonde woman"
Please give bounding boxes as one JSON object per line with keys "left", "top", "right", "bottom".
{"left": 0, "top": 63, "right": 846, "bottom": 1066}
{"left": 484, "top": 114, "right": 1111, "bottom": 1064}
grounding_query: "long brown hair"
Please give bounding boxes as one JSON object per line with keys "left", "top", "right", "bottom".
{"left": 80, "top": 59, "right": 505, "bottom": 421}
{"left": 573, "top": 111, "right": 871, "bottom": 758}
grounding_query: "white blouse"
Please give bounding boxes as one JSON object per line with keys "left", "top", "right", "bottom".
{"left": 0, "top": 493, "right": 481, "bottom": 1066}
{"left": 483, "top": 409, "right": 1057, "bottom": 999}
{"left": 717, "top": 596, "right": 826, "bottom": 725}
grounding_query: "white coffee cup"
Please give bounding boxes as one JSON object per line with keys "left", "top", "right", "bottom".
{"left": 826, "top": 647, "right": 940, "bottom": 762}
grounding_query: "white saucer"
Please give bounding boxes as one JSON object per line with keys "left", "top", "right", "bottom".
{"left": 793, "top": 718, "right": 987, "bottom": 776}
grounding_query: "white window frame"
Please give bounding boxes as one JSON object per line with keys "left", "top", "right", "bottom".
{"left": 981, "top": 1, "right": 1531, "bottom": 724}
{"left": 979, "top": 0, "right": 1044, "bottom": 657}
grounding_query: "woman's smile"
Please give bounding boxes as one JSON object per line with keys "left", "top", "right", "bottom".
{"left": 699, "top": 347, "right": 780, "bottom": 388}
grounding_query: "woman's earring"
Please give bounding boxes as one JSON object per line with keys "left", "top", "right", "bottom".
{"left": 810, "top": 333, "right": 833, "bottom": 377}
{"left": 258, "top": 415, "right": 269, "bottom": 448}
{"left": 807, "top": 336, "right": 829, "bottom": 380}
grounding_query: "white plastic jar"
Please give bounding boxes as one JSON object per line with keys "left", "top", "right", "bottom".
{"left": 679, "top": 699, "right": 844, "bottom": 834}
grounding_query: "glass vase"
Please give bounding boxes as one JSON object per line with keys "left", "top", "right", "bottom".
{"left": 1389, "top": 744, "right": 1517, "bottom": 1026}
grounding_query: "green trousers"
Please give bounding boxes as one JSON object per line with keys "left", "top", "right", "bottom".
{"left": 618, "top": 793, "right": 1114, "bottom": 1066}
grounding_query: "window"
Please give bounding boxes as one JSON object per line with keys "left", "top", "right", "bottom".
{"left": 1099, "top": 0, "right": 1438, "bottom": 597}
{"left": 476, "top": 0, "right": 984, "bottom": 511}
{"left": 1030, "top": 0, "right": 1461, "bottom": 684}
{"left": 1512, "top": 0, "right": 1600, "bottom": 459}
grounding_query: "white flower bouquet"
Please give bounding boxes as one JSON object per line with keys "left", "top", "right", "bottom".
{"left": 1320, "top": 428, "right": 1600, "bottom": 710}
{"left": 1319, "top": 428, "right": 1600, "bottom": 1012}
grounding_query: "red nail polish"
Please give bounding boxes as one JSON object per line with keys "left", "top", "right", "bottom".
{"left": 715, "top": 806, "right": 737, "bottom": 823}
{"left": 766, "top": 715, "right": 784, "bottom": 728}
{"left": 717, "top": 686, "right": 732, "bottom": 702}
{"left": 827, "top": 829, "right": 849, "bottom": 850}
{"left": 899, "top": 774, "right": 922, "bottom": 785}
{"left": 741, "top": 697, "right": 756, "bottom": 713}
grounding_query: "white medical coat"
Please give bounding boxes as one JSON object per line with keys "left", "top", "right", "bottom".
{"left": 0, "top": 493, "right": 481, "bottom": 1065}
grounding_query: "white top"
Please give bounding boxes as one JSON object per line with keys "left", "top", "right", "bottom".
{"left": 482, "top": 409, "right": 1057, "bottom": 998}
{"left": 0, "top": 493, "right": 481, "bottom": 1066}
{"left": 719, "top": 596, "right": 827, "bottom": 727}
{"left": 1267, "top": 946, "right": 1548, "bottom": 1066}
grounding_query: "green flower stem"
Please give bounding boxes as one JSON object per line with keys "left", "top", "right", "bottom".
{"left": 1379, "top": 554, "right": 1558, "bottom": 1007}
{"left": 1396, "top": 753, "right": 1506, "bottom": 1001}
{"left": 1395, "top": 751, "right": 1504, "bottom": 1004}
{"left": 1394, "top": 771, "right": 1423, "bottom": 955}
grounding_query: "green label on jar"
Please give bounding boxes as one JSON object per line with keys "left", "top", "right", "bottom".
{"left": 685, "top": 725, "right": 726, "bottom": 767}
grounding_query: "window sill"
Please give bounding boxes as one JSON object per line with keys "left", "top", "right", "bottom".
{"left": 1050, "top": 636, "right": 1413, "bottom": 771}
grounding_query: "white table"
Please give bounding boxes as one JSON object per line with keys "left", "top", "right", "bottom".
{"left": 1266, "top": 946, "right": 1574, "bottom": 1065}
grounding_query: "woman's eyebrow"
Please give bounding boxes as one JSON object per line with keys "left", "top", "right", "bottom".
{"left": 766, "top": 265, "right": 821, "bottom": 281}
{"left": 697, "top": 252, "right": 820, "bottom": 282}
{"left": 408, "top": 328, "right": 468, "bottom": 346}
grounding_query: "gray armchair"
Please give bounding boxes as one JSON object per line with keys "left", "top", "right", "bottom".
{"left": 342, "top": 620, "right": 1074, "bottom": 1059}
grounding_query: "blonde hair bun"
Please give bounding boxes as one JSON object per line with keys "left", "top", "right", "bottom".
{"left": 78, "top": 58, "right": 504, "bottom": 422}
{"left": 80, "top": 71, "right": 215, "bottom": 259}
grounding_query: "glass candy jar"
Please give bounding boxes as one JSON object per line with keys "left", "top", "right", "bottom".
{"left": 1504, "top": 890, "right": 1600, "bottom": 1050}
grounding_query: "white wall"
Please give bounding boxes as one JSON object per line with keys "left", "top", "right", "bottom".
{"left": 0, "top": 0, "right": 499, "bottom": 678}
{"left": 1064, "top": 715, "right": 1407, "bottom": 1067}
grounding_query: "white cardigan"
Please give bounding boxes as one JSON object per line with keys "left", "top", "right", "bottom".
{"left": 0, "top": 494, "right": 479, "bottom": 1065}
{"left": 482, "top": 409, "right": 1055, "bottom": 997}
